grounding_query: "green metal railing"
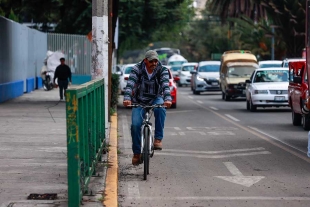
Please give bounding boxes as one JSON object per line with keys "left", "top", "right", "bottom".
{"left": 66, "top": 78, "right": 105, "bottom": 207}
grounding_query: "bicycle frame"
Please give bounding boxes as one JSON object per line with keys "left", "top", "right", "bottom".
{"left": 140, "top": 109, "right": 153, "bottom": 155}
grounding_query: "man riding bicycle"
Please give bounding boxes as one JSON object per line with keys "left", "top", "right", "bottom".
{"left": 123, "top": 50, "right": 172, "bottom": 165}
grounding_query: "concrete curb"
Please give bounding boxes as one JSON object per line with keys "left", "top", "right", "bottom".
{"left": 103, "top": 114, "right": 118, "bottom": 207}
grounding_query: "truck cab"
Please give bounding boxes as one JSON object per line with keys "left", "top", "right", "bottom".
{"left": 288, "top": 60, "right": 309, "bottom": 129}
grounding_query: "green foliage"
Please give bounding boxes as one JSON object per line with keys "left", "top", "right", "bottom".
{"left": 118, "top": 0, "right": 195, "bottom": 55}
{"left": 208, "top": 0, "right": 306, "bottom": 58}
{"left": 110, "top": 74, "right": 120, "bottom": 111}
{"left": 8, "top": 8, "right": 18, "bottom": 22}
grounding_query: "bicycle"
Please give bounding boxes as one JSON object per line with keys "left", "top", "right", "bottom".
{"left": 129, "top": 104, "right": 165, "bottom": 180}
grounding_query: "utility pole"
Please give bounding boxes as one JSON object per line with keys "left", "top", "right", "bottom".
{"left": 271, "top": 27, "right": 275, "bottom": 60}
{"left": 92, "top": 0, "right": 109, "bottom": 130}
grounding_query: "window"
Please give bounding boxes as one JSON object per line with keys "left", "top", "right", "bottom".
{"left": 198, "top": 65, "right": 220, "bottom": 72}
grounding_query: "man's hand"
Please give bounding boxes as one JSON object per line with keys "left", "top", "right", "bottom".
{"left": 164, "top": 101, "right": 172, "bottom": 108}
{"left": 123, "top": 100, "right": 132, "bottom": 107}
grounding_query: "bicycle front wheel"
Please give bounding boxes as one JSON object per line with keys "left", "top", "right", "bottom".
{"left": 143, "top": 126, "right": 150, "bottom": 180}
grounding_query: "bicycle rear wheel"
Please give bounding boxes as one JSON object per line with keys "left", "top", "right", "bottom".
{"left": 143, "top": 126, "right": 150, "bottom": 180}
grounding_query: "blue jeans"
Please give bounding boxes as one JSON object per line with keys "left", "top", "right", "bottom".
{"left": 131, "top": 97, "right": 166, "bottom": 154}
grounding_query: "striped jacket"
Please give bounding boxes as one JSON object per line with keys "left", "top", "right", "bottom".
{"left": 123, "top": 60, "right": 172, "bottom": 104}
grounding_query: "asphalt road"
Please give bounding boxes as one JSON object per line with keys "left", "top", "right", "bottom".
{"left": 117, "top": 87, "right": 310, "bottom": 207}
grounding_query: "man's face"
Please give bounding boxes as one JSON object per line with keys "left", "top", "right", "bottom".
{"left": 144, "top": 59, "right": 158, "bottom": 70}
{"left": 60, "top": 59, "right": 65, "bottom": 65}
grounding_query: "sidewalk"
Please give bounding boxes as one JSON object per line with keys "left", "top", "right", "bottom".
{"left": 0, "top": 87, "right": 115, "bottom": 207}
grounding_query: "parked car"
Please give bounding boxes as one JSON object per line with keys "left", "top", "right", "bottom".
{"left": 288, "top": 60, "right": 310, "bottom": 129}
{"left": 258, "top": 60, "right": 282, "bottom": 68}
{"left": 119, "top": 63, "right": 135, "bottom": 95}
{"left": 190, "top": 61, "right": 221, "bottom": 95}
{"left": 281, "top": 58, "right": 305, "bottom": 68}
{"left": 245, "top": 67, "right": 289, "bottom": 111}
{"left": 220, "top": 50, "right": 258, "bottom": 101}
{"left": 165, "top": 66, "right": 179, "bottom": 108}
{"left": 177, "top": 62, "right": 197, "bottom": 87}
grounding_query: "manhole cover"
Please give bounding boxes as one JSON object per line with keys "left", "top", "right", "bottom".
{"left": 27, "top": 193, "right": 57, "bottom": 200}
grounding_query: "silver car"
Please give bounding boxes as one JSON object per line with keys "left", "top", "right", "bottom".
{"left": 190, "top": 61, "right": 221, "bottom": 95}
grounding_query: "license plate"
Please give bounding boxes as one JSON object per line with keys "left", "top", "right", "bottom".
{"left": 211, "top": 82, "right": 218, "bottom": 86}
{"left": 274, "top": 96, "right": 285, "bottom": 101}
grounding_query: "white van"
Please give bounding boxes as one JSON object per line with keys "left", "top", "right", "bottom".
{"left": 167, "top": 54, "right": 188, "bottom": 77}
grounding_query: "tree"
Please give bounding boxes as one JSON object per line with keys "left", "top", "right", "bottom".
{"left": 208, "top": 0, "right": 306, "bottom": 58}
{"left": 118, "top": 0, "right": 195, "bottom": 55}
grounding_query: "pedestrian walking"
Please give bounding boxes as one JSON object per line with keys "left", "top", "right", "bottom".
{"left": 53, "top": 57, "right": 72, "bottom": 101}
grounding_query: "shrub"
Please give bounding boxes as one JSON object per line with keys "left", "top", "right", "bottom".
{"left": 110, "top": 74, "right": 120, "bottom": 111}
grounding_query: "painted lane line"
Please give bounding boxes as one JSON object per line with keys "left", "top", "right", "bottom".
{"left": 188, "top": 99, "right": 310, "bottom": 163}
{"left": 126, "top": 196, "right": 310, "bottom": 201}
{"left": 197, "top": 100, "right": 203, "bottom": 104}
{"left": 156, "top": 151, "right": 271, "bottom": 159}
{"left": 166, "top": 110, "right": 194, "bottom": 114}
{"left": 188, "top": 96, "right": 193, "bottom": 99}
{"left": 162, "top": 147, "right": 266, "bottom": 154}
{"left": 248, "top": 126, "right": 307, "bottom": 154}
{"left": 179, "top": 132, "right": 185, "bottom": 136}
{"left": 215, "top": 162, "right": 264, "bottom": 187}
{"left": 225, "top": 114, "right": 240, "bottom": 122}
{"left": 210, "top": 106, "right": 218, "bottom": 110}
{"left": 223, "top": 162, "right": 242, "bottom": 176}
{"left": 128, "top": 182, "right": 140, "bottom": 197}
{"left": 174, "top": 127, "right": 181, "bottom": 130}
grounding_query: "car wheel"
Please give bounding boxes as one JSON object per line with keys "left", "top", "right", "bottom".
{"left": 246, "top": 99, "right": 250, "bottom": 110}
{"left": 225, "top": 93, "right": 230, "bottom": 101}
{"left": 249, "top": 97, "right": 256, "bottom": 112}
{"left": 302, "top": 115, "right": 310, "bottom": 130}
{"left": 292, "top": 110, "right": 301, "bottom": 126}
{"left": 171, "top": 102, "right": 177, "bottom": 109}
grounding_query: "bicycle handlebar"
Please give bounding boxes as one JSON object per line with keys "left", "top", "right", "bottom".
{"left": 128, "top": 104, "right": 166, "bottom": 109}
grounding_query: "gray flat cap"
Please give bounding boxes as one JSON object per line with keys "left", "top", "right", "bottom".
{"left": 145, "top": 50, "right": 159, "bottom": 61}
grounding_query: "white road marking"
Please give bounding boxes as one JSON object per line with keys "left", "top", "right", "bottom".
{"left": 162, "top": 147, "right": 266, "bottom": 154}
{"left": 248, "top": 126, "right": 307, "bottom": 154}
{"left": 186, "top": 127, "right": 194, "bottom": 130}
{"left": 156, "top": 151, "right": 271, "bottom": 158}
{"left": 225, "top": 114, "right": 240, "bottom": 121}
{"left": 128, "top": 182, "right": 140, "bottom": 197}
{"left": 179, "top": 132, "right": 185, "bottom": 136}
{"left": 215, "top": 162, "right": 264, "bottom": 187}
{"left": 126, "top": 196, "right": 310, "bottom": 201}
{"left": 197, "top": 100, "right": 203, "bottom": 104}
{"left": 174, "top": 127, "right": 181, "bottom": 130}
{"left": 210, "top": 106, "right": 218, "bottom": 110}
{"left": 208, "top": 131, "right": 235, "bottom": 135}
{"left": 188, "top": 96, "right": 193, "bottom": 99}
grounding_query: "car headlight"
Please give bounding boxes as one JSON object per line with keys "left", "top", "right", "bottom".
{"left": 197, "top": 76, "right": 204, "bottom": 81}
{"left": 254, "top": 90, "right": 268, "bottom": 94}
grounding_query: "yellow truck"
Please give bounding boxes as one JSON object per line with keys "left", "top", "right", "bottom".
{"left": 220, "top": 50, "right": 259, "bottom": 101}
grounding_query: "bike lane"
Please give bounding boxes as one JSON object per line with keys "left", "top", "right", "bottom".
{"left": 117, "top": 100, "right": 310, "bottom": 207}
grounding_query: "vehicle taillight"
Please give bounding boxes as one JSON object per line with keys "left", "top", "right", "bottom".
{"left": 124, "top": 77, "right": 128, "bottom": 80}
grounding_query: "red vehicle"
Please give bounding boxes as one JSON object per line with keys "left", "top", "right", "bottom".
{"left": 288, "top": 60, "right": 310, "bottom": 129}
{"left": 167, "top": 67, "right": 179, "bottom": 108}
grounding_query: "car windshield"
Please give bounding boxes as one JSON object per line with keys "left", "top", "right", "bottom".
{"left": 124, "top": 66, "right": 133, "bottom": 74}
{"left": 171, "top": 66, "right": 181, "bottom": 71}
{"left": 227, "top": 66, "right": 256, "bottom": 78}
{"left": 198, "top": 65, "right": 220, "bottom": 72}
{"left": 254, "top": 70, "right": 289, "bottom": 83}
{"left": 169, "top": 61, "right": 187, "bottom": 66}
{"left": 182, "top": 65, "right": 195, "bottom": 71}
{"left": 260, "top": 64, "right": 282, "bottom": 68}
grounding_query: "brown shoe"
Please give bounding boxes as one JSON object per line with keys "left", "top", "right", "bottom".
{"left": 154, "top": 139, "right": 162, "bottom": 150}
{"left": 132, "top": 154, "right": 141, "bottom": 165}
